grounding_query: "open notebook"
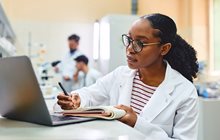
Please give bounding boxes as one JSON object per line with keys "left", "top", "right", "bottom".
{"left": 56, "top": 106, "right": 126, "bottom": 120}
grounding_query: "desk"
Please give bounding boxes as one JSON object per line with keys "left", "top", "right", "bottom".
{"left": 0, "top": 117, "right": 146, "bottom": 140}
{"left": 0, "top": 98, "right": 146, "bottom": 140}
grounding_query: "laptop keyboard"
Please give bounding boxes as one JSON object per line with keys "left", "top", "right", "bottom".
{"left": 51, "top": 115, "right": 80, "bottom": 122}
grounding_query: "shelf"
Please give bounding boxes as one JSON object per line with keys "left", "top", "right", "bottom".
{"left": 0, "top": 3, "right": 16, "bottom": 56}
{"left": 0, "top": 3, "right": 15, "bottom": 41}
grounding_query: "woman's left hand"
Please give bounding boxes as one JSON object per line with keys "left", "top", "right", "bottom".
{"left": 115, "top": 104, "right": 137, "bottom": 127}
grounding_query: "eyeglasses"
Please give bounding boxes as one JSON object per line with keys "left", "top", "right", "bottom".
{"left": 122, "top": 34, "right": 161, "bottom": 53}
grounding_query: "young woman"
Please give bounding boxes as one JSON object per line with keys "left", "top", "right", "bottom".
{"left": 57, "top": 13, "right": 199, "bottom": 139}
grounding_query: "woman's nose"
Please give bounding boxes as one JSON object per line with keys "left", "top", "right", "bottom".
{"left": 126, "top": 43, "right": 135, "bottom": 54}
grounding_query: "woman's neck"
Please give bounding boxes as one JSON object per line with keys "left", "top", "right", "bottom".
{"left": 138, "top": 61, "right": 166, "bottom": 87}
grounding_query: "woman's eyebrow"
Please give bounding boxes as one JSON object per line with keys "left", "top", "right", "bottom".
{"left": 135, "top": 35, "right": 149, "bottom": 40}
{"left": 128, "top": 33, "right": 150, "bottom": 40}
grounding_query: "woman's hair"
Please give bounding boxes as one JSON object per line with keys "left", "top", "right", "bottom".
{"left": 141, "top": 13, "right": 198, "bottom": 82}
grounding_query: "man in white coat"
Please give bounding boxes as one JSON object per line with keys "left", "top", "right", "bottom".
{"left": 54, "top": 34, "right": 82, "bottom": 92}
{"left": 57, "top": 13, "right": 199, "bottom": 139}
{"left": 73, "top": 55, "right": 102, "bottom": 89}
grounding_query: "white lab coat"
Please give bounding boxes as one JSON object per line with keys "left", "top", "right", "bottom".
{"left": 72, "top": 63, "right": 198, "bottom": 139}
{"left": 74, "top": 68, "right": 102, "bottom": 89}
{"left": 58, "top": 50, "right": 82, "bottom": 92}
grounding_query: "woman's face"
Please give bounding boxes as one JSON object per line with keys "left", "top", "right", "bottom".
{"left": 126, "top": 19, "right": 163, "bottom": 69}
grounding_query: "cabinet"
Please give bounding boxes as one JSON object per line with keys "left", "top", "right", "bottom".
{"left": 98, "top": 15, "right": 138, "bottom": 74}
{"left": 198, "top": 98, "right": 220, "bottom": 140}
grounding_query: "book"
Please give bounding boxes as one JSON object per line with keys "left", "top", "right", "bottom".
{"left": 57, "top": 106, "right": 126, "bottom": 120}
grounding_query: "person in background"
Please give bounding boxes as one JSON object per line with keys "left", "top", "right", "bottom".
{"left": 54, "top": 34, "right": 82, "bottom": 92}
{"left": 73, "top": 55, "right": 102, "bottom": 89}
{"left": 57, "top": 13, "right": 199, "bottom": 139}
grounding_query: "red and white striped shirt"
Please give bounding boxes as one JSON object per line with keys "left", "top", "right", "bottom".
{"left": 130, "top": 71, "right": 157, "bottom": 114}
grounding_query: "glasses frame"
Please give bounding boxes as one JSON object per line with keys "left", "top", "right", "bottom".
{"left": 122, "top": 34, "right": 161, "bottom": 53}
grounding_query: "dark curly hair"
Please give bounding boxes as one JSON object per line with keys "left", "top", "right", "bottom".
{"left": 141, "top": 13, "right": 198, "bottom": 82}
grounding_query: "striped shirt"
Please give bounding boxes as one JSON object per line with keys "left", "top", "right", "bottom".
{"left": 130, "top": 71, "right": 157, "bottom": 114}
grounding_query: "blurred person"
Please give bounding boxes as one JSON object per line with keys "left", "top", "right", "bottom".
{"left": 54, "top": 34, "right": 82, "bottom": 92}
{"left": 73, "top": 55, "right": 102, "bottom": 88}
{"left": 57, "top": 13, "right": 199, "bottom": 139}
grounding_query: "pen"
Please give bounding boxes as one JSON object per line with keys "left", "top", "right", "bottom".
{"left": 58, "top": 82, "right": 69, "bottom": 96}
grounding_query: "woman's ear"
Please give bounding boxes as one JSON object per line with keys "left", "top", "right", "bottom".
{"left": 160, "top": 43, "right": 172, "bottom": 56}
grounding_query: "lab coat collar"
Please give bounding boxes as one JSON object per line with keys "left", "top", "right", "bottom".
{"left": 117, "top": 67, "right": 136, "bottom": 106}
{"left": 118, "top": 62, "right": 184, "bottom": 122}
{"left": 142, "top": 62, "right": 184, "bottom": 122}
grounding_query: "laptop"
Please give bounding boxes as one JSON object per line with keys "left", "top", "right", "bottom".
{"left": 0, "top": 56, "right": 95, "bottom": 126}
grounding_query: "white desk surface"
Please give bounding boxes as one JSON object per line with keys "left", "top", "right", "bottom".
{"left": 0, "top": 98, "right": 146, "bottom": 140}
{"left": 0, "top": 117, "right": 146, "bottom": 140}
{"left": 0, "top": 118, "right": 145, "bottom": 140}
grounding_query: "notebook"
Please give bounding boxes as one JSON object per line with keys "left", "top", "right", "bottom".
{"left": 56, "top": 106, "right": 126, "bottom": 120}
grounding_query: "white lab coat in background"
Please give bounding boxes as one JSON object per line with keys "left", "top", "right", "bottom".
{"left": 58, "top": 50, "right": 82, "bottom": 92}
{"left": 73, "top": 68, "right": 102, "bottom": 89}
{"left": 72, "top": 62, "right": 198, "bottom": 140}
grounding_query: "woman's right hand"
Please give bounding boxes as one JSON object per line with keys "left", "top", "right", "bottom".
{"left": 57, "top": 93, "right": 81, "bottom": 110}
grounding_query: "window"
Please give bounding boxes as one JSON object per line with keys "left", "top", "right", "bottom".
{"left": 211, "top": 0, "right": 220, "bottom": 72}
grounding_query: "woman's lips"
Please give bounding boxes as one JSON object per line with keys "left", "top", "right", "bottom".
{"left": 127, "top": 56, "right": 137, "bottom": 63}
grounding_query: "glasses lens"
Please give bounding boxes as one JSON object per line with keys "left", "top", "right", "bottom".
{"left": 122, "top": 35, "right": 130, "bottom": 47}
{"left": 133, "top": 41, "right": 142, "bottom": 52}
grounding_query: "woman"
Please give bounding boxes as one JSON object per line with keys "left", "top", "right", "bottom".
{"left": 57, "top": 13, "right": 199, "bottom": 139}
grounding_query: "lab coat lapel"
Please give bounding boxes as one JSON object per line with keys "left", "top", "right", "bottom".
{"left": 142, "top": 63, "right": 183, "bottom": 122}
{"left": 142, "top": 82, "right": 174, "bottom": 122}
{"left": 118, "top": 69, "right": 136, "bottom": 106}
